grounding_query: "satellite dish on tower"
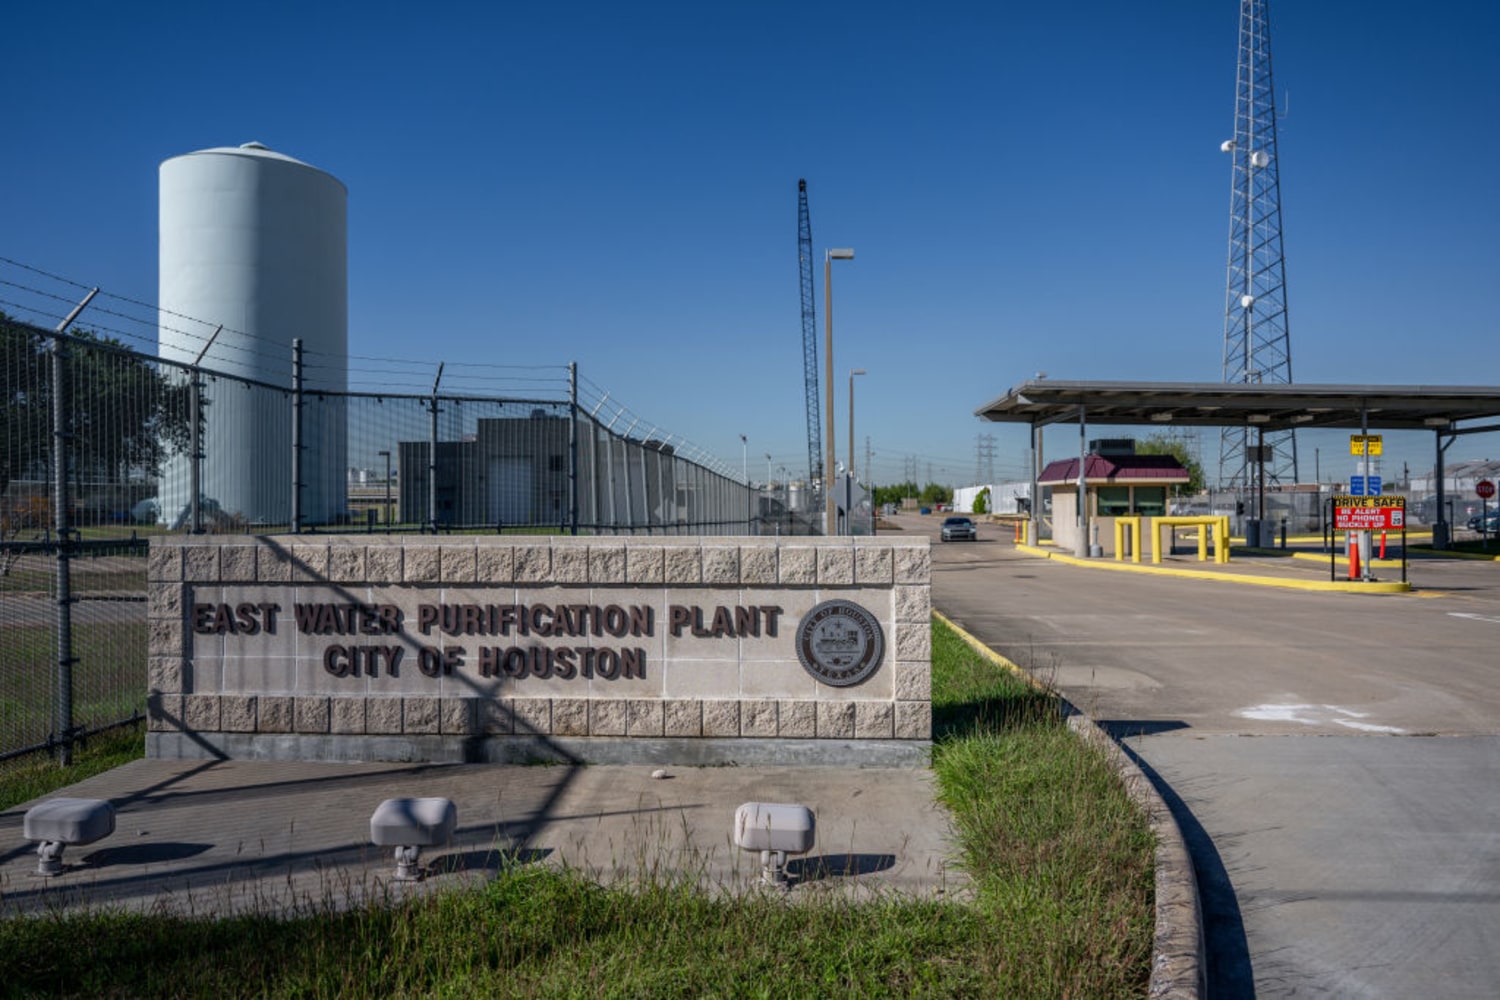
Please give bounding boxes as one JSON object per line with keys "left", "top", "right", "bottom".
{"left": 1220, "top": 139, "right": 1236, "bottom": 153}
{"left": 1250, "top": 150, "right": 1270, "bottom": 169}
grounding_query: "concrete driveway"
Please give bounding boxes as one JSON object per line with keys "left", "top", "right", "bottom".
{"left": 898, "top": 513, "right": 1500, "bottom": 998}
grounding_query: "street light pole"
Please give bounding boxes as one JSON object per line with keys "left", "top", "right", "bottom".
{"left": 824, "top": 248, "right": 855, "bottom": 535}
{"left": 848, "top": 368, "right": 866, "bottom": 533}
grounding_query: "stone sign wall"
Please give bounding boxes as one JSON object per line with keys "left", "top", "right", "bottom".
{"left": 146, "top": 536, "right": 931, "bottom": 766}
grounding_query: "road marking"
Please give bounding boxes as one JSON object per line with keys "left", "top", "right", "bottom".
{"left": 1236, "top": 703, "right": 1406, "bottom": 734}
{"left": 1448, "top": 612, "right": 1500, "bottom": 625}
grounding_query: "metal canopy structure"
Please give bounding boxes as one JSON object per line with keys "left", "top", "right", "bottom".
{"left": 975, "top": 379, "right": 1500, "bottom": 553}
{"left": 975, "top": 380, "right": 1500, "bottom": 433}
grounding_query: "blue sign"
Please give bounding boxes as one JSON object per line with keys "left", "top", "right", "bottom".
{"left": 1368, "top": 476, "right": 1382, "bottom": 495}
{"left": 1350, "top": 476, "right": 1365, "bottom": 495}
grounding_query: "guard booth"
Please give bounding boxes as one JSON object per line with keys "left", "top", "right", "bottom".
{"left": 1038, "top": 440, "right": 1191, "bottom": 557}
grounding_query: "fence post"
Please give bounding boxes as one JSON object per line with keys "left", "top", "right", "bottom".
{"left": 50, "top": 332, "right": 76, "bottom": 764}
{"left": 291, "top": 339, "right": 303, "bottom": 533}
{"left": 188, "top": 324, "right": 221, "bottom": 535}
{"left": 569, "top": 363, "right": 579, "bottom": 536}
{"left": 428, "top": 363, "right": 444, "bottom": 533}
{"left": 190, "top": 370, "right": 203, "bottom": 534}
{"left": 49, "top": 289, "right": 95, "bottom": 765}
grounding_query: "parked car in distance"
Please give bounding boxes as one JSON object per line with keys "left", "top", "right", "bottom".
{"left": 940, "top": 516, "right": 978, "bottom": 542}
{"left": 1467, "top": 508, "right": 1500, "bottom": 533}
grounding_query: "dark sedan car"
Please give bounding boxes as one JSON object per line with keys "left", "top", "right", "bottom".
{"left": 940, "top": 516, "right": 978, "bottom": 541}
{"left": 1467, "top": 508, "right": 1500, "bottom": 533}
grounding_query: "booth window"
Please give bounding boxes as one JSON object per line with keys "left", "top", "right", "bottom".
{"left": 1095, "top": 485, "right": 1169, "bottom": 517}
{"left": 1132, "top": 486, "right": 1167, "bottom": 517}
{"left": 1097, "top": 486, "right": 1132, "bottom": 516}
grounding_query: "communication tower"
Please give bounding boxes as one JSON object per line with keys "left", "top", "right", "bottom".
{"left": 797, "top": 180, "right": 823, "bottom": 500}
{"left": 1218, "top": 0, "right": 1299, "bottom": 489}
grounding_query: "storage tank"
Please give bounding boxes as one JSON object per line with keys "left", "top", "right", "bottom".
{"left": 158, "top": 142, "right": 347, "bottom": 527}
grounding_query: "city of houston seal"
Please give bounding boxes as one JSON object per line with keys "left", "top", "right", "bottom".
{"left": 795, "top": 600, "right": 885, "bottom": 687}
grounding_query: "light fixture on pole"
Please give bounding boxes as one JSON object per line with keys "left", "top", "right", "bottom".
{"left": 848, "top": 368, "right": 866, "bottom": 533}
{"left": 824, "top": 248, "right": 855, "bottom": 535}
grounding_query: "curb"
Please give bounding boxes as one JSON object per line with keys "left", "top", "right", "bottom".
{"left": 1015, "top": 543, "right": 1412, "bottom": 594}
{"left": 934, "top": 611, "right": 1205, "bottom": 1000}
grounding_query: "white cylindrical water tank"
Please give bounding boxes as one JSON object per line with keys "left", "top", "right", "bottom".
{"left": 158, "top": 142, "right": 347, "bottom": 527}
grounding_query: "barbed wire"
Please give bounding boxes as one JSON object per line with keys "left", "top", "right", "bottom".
{"left": 1, "top": 255, "right": 739, "bottom": 480}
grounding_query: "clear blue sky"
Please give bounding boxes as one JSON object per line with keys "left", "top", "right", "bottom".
{"left": 4, "top": 0, "right": 1496, "bottom": 489}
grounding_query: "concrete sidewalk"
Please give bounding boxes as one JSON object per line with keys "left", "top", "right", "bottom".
{"left": 0, "top": 758, "right": 960, "bottom": 917}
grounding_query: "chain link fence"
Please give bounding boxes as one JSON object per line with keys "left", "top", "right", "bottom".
{"left": 2, "top": 313, "right": 767, "bottom": 765}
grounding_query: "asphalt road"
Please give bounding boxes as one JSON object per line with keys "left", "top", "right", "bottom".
{"left": 897, "top": 513, "right": 1500, "bottom": 999}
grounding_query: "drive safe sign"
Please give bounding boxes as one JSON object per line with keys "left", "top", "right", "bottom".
{"left": 1333, "top": 495, "right": 1406, "bottom": 531}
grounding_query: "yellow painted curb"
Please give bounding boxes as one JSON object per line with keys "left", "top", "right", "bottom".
{"left": 1014, "top": 543, "right": 1411, "bottom": 593}
{"left": 931, "top": 610, "right": 1040, "bottom": 688}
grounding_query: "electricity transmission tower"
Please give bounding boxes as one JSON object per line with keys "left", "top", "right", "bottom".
{"left": 1218, "top": 0, "right": 1299, "bottom": 489}
{"left": 797, "top": 180, "right": 822, "bottom": 500}
{"left": 975, "top": 433, "right": 996, "bottom": 485}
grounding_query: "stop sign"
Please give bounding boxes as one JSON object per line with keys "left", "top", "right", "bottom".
{"left": 1479, "top": 480, "right": 1497, "bottom": 500}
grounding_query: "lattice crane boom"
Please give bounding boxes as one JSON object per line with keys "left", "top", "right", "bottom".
{"left": 797, "top": 179, "right": 823, "bottom": 493}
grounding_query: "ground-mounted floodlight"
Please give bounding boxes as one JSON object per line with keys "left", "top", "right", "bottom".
{"left": 370, "top": 797, "right": 457, "bottom": 882}
{"left": 24, "top": 797, "right": 115, "bottom": 877}
{"left": 734, "top": 801, "right": 815, "bottom": 888}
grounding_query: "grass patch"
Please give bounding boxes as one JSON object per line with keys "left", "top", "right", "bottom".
{"left": 0, "top": 558, "right": 145, "bottom": 594}
{"left": 0, "top": 721, "right": 144, "bottom": 812}
{"left": 0, "top": 618, "right": 1154, "bottom": 998}
{"left": 0, "top": 621, "right": 146, "bottom": 751}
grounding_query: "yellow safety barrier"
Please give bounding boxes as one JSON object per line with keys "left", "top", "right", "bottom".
{"left": 994, "top": 515, "right": 1029, "bottom": 545}
{"left": 1149, "top": 515, "right": 1231, "bottom": 564}
{"left": 1113, "top": 516, "right": 1143, "bottom": 563}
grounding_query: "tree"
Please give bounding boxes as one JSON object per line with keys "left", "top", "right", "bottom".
{"left": 2, "top": 316, "right": 50, "bottom": 499}
{"left": 919, "top": 481, "right": 952, "bottom": 506}
{"left": 973, "top": 486, "right": 991, "bottom": 514}
{"left": 1, "top": 311, "right": 193, "bottom": 506}
{"left": 874, "top": 481, "right": 917, "bottom": 508}
{"left": 1136, "top": 434, "right": 1204, "bottom": 495}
